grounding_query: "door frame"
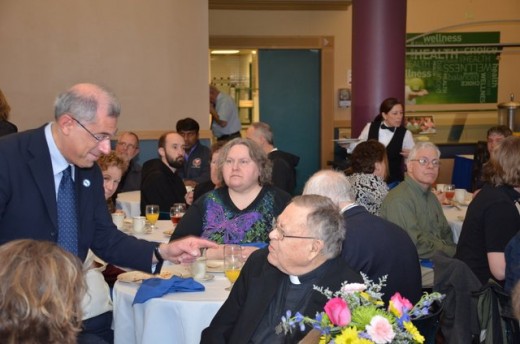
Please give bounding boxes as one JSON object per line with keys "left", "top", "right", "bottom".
{"left": 210, "top": 36, "right": 335, "bottom": 169}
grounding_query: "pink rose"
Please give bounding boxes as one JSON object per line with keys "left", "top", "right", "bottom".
{"left": 366, "top": 315, "right": 396, "bottom": 344}
{"left": 389, "top": 292, "right": 413, "bottom": 315}
{"left": 324, "top": 297, "right": 351, "bottom": 326}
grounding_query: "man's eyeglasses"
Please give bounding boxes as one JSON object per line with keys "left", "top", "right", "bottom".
{"left": 409, "top": 158, "right": 441, "bottom": 167}
{"left": 71, "top": 117, "right": 112, "bottom": 142}
{"left": 272, "top": 219, "right": 317, "bottom": 241}
{"left": 117, "top": 142, "right": 137, "bottom": 150}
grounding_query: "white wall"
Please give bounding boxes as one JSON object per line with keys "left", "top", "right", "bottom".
{"left": 0, "top": 0, "right": 209, "bottom": 132}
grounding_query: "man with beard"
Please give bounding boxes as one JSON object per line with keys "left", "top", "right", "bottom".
{"left": 140, "top": 131, "right": 187, "bottom": 216}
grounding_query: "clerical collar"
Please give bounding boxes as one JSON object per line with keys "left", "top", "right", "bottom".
{"left": 289, "top": 275, "right": 301, "bottom": 284}
{"left": 288, "top": 258, "right": 334, "bottom": 285}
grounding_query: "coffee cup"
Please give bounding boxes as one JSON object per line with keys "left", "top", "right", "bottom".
{"left": 191, "top": 257, "right": 207, "bottom": 280}
{"left": 133, "top": 216, "right": 146, "bottom": 234}
{"left": 454, "top": 189, "right": 467, "bottom": 203}
{"left": 111, "top": 213, "right": 125, "bottom": 229}
{"left": 436, "top": 184, "right": 446, "bottom": 192}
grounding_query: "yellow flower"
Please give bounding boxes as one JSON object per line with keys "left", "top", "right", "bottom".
{"left": 404, "top": 321, "right": 425, "bottom": 343}
{"left": 332, "top": 327, "right": 373, "bottom": 344}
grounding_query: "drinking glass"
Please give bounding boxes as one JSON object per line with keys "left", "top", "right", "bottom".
{"left": 445, "top": 184, "right": 455, "bottom": 202}
{"left": 224, "top": 244, "right": 243, "bottom": 291}
{"left": 145, "top": 204, "right": 160, "bottom": 230}
{"left": 170, "top": 203, "right": 186, "bottom": 226}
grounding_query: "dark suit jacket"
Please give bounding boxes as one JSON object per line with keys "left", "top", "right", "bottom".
{"left": 343, "top": 205, "right": 422, "bottom": 304}
{"left": 201, "top": 249, "right": 362, "bottom": 343}
{"left": 0, "top": 126, "right": 155, "bottom": 270}
{"left": 268, "top": 150, "right": 299, "bottom": 194}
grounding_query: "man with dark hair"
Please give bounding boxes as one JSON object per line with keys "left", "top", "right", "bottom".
{"left": 472, "top": 125, "right": 513, "bottom": 191}
{"left": 140, "top": 131, "right": 188, "bottom": 216}
{"left": 176, "top": 117, "right": 211, "bottom": 187}
{"left": 246, "top": 121, "right": 300, "bottom": 194}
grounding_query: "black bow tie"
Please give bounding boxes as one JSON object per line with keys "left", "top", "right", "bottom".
{"left": 381, "top": 124, "right": 396, "bottom": 132}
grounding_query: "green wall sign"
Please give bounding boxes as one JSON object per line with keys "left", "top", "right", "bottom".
{"left": 406, "top": 32, "right": 500, "bottom": 104}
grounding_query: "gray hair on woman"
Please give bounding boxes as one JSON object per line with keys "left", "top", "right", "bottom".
{"left": 291, "top": 194, "right": 345, "bottom": 259}
{"left": 216, "top": 137, "right": 272, "bottom": 186}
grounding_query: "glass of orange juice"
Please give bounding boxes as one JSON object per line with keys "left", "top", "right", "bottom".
{"left": 145, "top": 204, "right": 160, "bottom": 231}
{"left": 224, "top": 244, "right": 243, "bottom": 291}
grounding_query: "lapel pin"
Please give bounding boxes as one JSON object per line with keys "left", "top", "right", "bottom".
{"left": 83, "top": 179, "right": 91, "bottom": 187}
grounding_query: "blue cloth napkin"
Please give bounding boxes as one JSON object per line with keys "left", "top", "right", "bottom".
{"left": 133, "top": 276, "right": 205, "bottom": 304}
{"left": 241, "top": 242, "right": 268, "bottom": 249}
{"left": 420, "top": 259, "right": 434, "bottom": 269}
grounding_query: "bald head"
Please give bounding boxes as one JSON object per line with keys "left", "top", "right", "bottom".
{"left": 303, "top": 170, "right": 355, "bottom": 205}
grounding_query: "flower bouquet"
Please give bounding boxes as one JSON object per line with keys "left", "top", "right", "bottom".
{"left": 277, "top": 274, "right": 444, "bottom": 344}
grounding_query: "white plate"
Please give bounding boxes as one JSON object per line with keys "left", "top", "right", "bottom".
{"left": 117, "top": 270, "right": 177, "bottom": 283}
{"left": 333, "top": 138, "right": 360, "bottom": 144}
{"left": 194, "top": 273, "right": 215, "bottom": 282}
{"left": 206, "top": 259, "right": 224, "bottom": 273}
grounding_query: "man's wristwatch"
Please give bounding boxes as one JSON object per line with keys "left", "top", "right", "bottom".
{"left": 153, "top": 244, "right": 164, "bottom": 274}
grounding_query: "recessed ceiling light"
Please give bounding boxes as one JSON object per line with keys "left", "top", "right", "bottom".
{"left": 211, "top": 50, "right": 240, "bottom": 55}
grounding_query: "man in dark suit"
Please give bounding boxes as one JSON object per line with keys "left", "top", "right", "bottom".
{"left": 201, "top": 195, "right": 362, "bottom": 343}
{"left": 246, "top": 121, "right": 300, "bottom": 194}
{"left": 303, "top": 170, "right": 422, "bottom": 304}
{"left": 0, "top": 83, "right": 217, "bottom": 341}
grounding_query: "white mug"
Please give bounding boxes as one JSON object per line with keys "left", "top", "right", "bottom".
{"left": 133, "top": 216, "right": 146, "bottom": 234}
{"left": 111, "top": 213, "right": 125, "bottom": 229}
{"left": 454, "top": 189, "right": 467, "bottom": 203}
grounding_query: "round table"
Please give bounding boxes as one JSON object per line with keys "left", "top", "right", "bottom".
{"left": 113, "top": 264, "right": 229, "bottom": 344}
{"left": 443, "top": 203, "right": 468, "bottom": 244}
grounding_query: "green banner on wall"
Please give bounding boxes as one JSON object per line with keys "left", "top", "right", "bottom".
{"left": 405, "top": 32, "right": 500, "bottom": 104}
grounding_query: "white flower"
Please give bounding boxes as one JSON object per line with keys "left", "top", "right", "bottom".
{"left": 341, "top": 283, "right": 366, "bottom": 294}
{"left": 365, "top": 315, "right": 395, "bottom": 344}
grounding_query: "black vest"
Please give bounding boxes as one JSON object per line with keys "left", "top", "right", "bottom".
{"left": 368, "top": 121, "right": 406, "bottom": 183}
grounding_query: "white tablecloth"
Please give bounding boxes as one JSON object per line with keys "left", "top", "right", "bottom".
{"left": 116, "top": 191, "right": 141, "bottom": 218}
{"left": 121, "top": 220, "right": 174, "bottom": 244}
{"left": 113, "top": 264, "right": 228, "bottom": 344}
{"left": 443, "top": 204, "right": 468, "bottom": 244}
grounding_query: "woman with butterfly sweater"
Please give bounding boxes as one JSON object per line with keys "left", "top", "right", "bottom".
{"left": 170, "top": 138, "right": 291, "bottom": 260}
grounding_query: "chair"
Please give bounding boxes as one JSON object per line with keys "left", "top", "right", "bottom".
{"left": 472, "top": 280, "right": 520, "bottom": 344}
{"left": 432, "top": 251, "right": 482, "bottom": 344}
{"left": 412, "top": 300, "right": 443, "bottom": 344}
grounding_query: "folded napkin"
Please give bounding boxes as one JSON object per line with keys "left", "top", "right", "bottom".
{"left": 241, "top": 242, "right": 268, "bottom": 249}
{"left": 133, "top": 276, "right": 204, "bottom": 304}
{"left": 420, "top": 259, "right": 434, "bottom": 269}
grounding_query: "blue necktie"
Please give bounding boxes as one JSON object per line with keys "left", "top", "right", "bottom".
{"left": 57, "top": 166, "right": 78, "bottom": 255}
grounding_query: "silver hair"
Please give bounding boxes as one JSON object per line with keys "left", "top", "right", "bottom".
{"left": 290, "top": 195, "right": 345, "bottom": 259}
{"left": 250, "top": 122, "right": 274, "bottom": 145}
{"left": 303, "top": 170, "right": 355, "bottom": 204}
{"left": 407, "top": 141, "right": 441, "bottom": 162}
{"left": 54, "top": 84, "right": 120, "bottom": 123}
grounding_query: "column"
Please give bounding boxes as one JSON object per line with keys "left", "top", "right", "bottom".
{"left": 351, "top": 0, "right": 407, "bottom": 136}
